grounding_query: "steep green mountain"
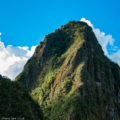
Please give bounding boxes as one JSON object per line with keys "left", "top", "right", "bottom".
{"left": 0, "top": 75, "right": 43, "bottom": 120}
{"left": 16, "top": 21, "right": 120, "bottom": 120}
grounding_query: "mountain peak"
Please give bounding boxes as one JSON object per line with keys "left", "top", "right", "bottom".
{"left": 16, "top": 21, "right": 120, "bottom": 119}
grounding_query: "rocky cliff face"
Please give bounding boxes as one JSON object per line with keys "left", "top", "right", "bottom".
{"left": 16, "top": 21, "right": 120, "bottom": 120}
{"left": 0, "top": 75, "right": 43, "bottom": 120}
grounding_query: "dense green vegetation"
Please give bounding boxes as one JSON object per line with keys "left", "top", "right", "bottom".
{"left": 0, "top": 76, "right": 43, "bottom": 120}
{"left": 16, "top": 21, "right": 120, "bottom": 120}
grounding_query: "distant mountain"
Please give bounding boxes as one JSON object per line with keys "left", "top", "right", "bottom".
{"left": 0, "top": 75, "right": 43, "bottom": 120}
{"left": 16, "top": 21, "right": 120, "bottom": 120}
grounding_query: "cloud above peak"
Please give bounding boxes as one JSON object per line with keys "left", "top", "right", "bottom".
{"left": 80, "top": 18, "right": 93, "bottom": 27}
{"left": 80, "top": 18, "right": 120, "bottom": 66}
{"left": 0, "top": 40, "right": 36, "bottom": 80}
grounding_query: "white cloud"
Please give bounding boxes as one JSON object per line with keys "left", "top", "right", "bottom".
{"left": 109, "top": 51, "right": 120, "bottom": 65}
{"left": 80, "top": 18, "right": 120, "bottom": 66}
{"left": 80, "top": 18, "right": 93, "bottom": 27}
{"left": 0, "top": 40, "right": 36, "bottom": 80}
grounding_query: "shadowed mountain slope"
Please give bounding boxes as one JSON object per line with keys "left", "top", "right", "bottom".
{"left": 0, "top": 75, "right": 43, "bottom": 120}
{"left": 16, "top": 21, "right": 120, "bottom": 120}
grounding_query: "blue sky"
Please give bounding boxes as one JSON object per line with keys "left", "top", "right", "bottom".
{"left": 0, "top": 0, "right": 120, "bottom": 47}
{"left": 0, "top": 0, "right": 120, "bottom": 79}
